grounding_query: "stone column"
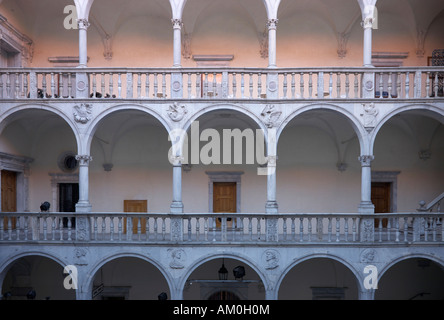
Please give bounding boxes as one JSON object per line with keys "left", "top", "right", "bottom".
{"left": 172, "top": 19, "right": 182, "bottom": 68}
{"left": 267, "top": 19, "right": 278, "bottom": 68}
{"left": 75, "top": 155, "right": 92, "bottom": 213}
{"left": 77, "top": 18, "right": 90, "bottom": 68}
{"left": 362, "top": 15, "right": 373, "bottom": 67}
{"left": 359, "top": 155, "right": 375, "bottom": 242}
{"left": 170, "top": 156, "right": 184, "bottom": 214}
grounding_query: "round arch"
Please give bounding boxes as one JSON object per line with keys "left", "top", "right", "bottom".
{"left": 369, "top": 104, "right": 444, "bottom": 155}
{"left": 84, "top": 252, "right": 174, "bottom": 300}
{"left": 178, "top": 252, "right": 269, "bottom": 300}
{"left": 277, "top": 104, "right": 368, "bottom": 155}
{"left": 276, "top": 253, "right": 364, "bottom": 299}
{"left": 85, "top": 104, "right": 172, "bottom": 155}
{"left": 0, "top": 104, "right": 80, "bottom": 153}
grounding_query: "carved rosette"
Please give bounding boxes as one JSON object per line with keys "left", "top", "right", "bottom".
{"left": 73, "top": 103, "right": 92, "bottom": 124}
{"left": 261, "top": 105, "right": 282, "bottom": 128}
{"left": 167, "top": 102, "right": 188, "bottom": 122}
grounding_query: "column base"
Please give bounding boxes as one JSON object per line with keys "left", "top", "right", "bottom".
{"left": 359, "top": 201, "right": 375, "bottom": 214}
{"left": 265, "top": 201, "right": 278, "bottom": 214}
{"left": 75, "top": 202, "right": 92, "bottom": 213}
{"left": 170, "top": 202, "right": 184, "bottom": 214}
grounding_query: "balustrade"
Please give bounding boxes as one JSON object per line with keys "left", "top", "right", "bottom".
{"left": 0, "top": 67, "right": 442, "bottom": 101}
{"left": 0, "top": 212, "right": 442, "bottom": 245}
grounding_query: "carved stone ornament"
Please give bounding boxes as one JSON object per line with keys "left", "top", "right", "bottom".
{"left": 262, "top": 249, "right": 280, "bottom": 270}
{"left": 75, "top": 218, "right": 88, "bottom": 241}
{"left": 74, "top": 247, "right": 89, "bottom": 266}
{"left": 261, "top": 105, "right": 282, "bottom": 128}
{"left": 362, "top": 103, "right": 378, "bottom": 131}
{"left": 358, "top": 155, "right": 374, "bottom": 167}
{"left": 77, "top": 18, "right": 90, "bottom": 30}
{"left": 167, "top": 102, "right": 188, "bottom": 122}
{"left": 360, "top": 248, "right": 378, "bottom": 263}
{"left": 169, "top": 249, "right": 186, "bottom": 269}
{"left": 73, "top": 103, "right": 92, "bottom": 124}
{"left": 361, "top": 219, "right": 374, "bottom": 242}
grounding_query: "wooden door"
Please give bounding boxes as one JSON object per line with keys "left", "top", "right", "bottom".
{"left": 124, "top": 200, "right": 147, "bottom": 234}
{"left": 372, "top": 182, "right": 391, "bottom": 228}
{"left": 213, "top": 182, "right": 236, "bottom": 228}
{"left": 1, "top": 170, "right": 17, "bottom": 229}
{"left": 59, "top": 183, "right": 79, "bottom": 228}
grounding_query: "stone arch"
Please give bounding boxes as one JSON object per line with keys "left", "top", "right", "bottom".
{"left": 277, "top": 103, "right": 368, "bottom": 156}
{"left": 369, "top": 104, "right": 444, "bottom": 155}
{"left": 276, "top": 253, "right": 364, "bottom": 299}
{"left": 0, "top": 103, "right": 80, "bottom": 153}
{"left": 178, "top": 251, "right": 269, "bottom": 300}
{"left": 84, "top": 252, "right": 174, "bottom": 300}
{"left": 85, "top": 103, "right": 172, "bottom": 155}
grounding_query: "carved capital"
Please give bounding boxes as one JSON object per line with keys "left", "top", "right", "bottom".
{"left": 77, "top": 19, "right": 90, "bottom": 30}
{"left": 171, "top": 18, "right": 183, "bottom": 29}
{"left": 358, "top": 155, "right": 374, "bottom": 167}
{"left": 362, "top": 17, "right": 373, "bottom": 29}
{"left": 75, "top": 155, "right": 93, "bottom": 166}
{"left": 267, "top": 19, "right": 278, "bottom": 30}
{"left": 169, "top": 154, "right": 183, "bottom": 166}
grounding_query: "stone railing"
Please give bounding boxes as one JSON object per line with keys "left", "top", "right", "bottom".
{"left": 0, "top": 67, "right": 442, "bottom": 101}
{"left": 0, "top": 212, "right": 442, "bottom": 245}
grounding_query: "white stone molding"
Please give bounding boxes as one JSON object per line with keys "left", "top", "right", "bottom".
{"left": 0, "top": 14, "right": 34, "bottom": 67}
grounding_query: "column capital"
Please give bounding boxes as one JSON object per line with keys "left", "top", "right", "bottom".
{"left": 77, "top": 18, "right": 90, "bottom": 30}
{"left": 267, "top": 19, "right": 278, "bottom": 30}
{"left": 358, "top": 155, "right": 374, "bottom": 167}
{"left": 171, "top": 18, "right": 183, "bottom": 29}
{"left": 76, "top": 155, "right": 93, "bottom": 166}
{"left": 362, "top": 17, "right": 374, "bottom": 29}
{"left": 169, "top": 154, "right": 183, "bottom": 166}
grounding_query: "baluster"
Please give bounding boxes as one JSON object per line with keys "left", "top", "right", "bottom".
{"left": 426, "top": 72, "right": 431, "bottom": 98}
{"left": 352, "top": 218, "right": 357, "bottom": 242}
{"left": 110, "top": 218, "right": 114, "bottom": 241}
{"left": 327, "top": 217, "right": 332, "bottom": 242}
{"left": 249, "top": 73, "right": 254, "bottom": 98}
{"left": 299, "top": 217, "right": 304, "bottom": 242}
{"left": 196, "top": 217, "right": 200, "bottom": 241}
{"left": 188, "top": 217, "right": 192, "bottom": 241}
{"left": 0, "top": 218, "right": 4, "bottom": 240}
{"left": 387, "top": 218, "right": 391, "bottom": 241}
{"left": 58, "top": 72, "right": 63, "bottom": 98}
{"left": 212, "top": 72, "right": 217, "bottom": 97}
{"left": 308, "top": 72, "right": 313, "bottom": 98}
{"left": 397, "top": 72, "right": 401, "bottom": 98}
{"left": 300, "top": 73, "right": 305, "bottom": 99}
{"left": 354, "top": 73, "right": 359, "bottom": 98}
{"left": 213, "top": 218, "right": 217, "bottom": 241}
{"left": 92, "top": 73, "right": 97, "bottom": 98}
{"left": 67, "top": 73, "right": 72, "bottom": 98}
{"left": 14, "top": 216, "right": 20, "bottom": 240}
{"left": 52, "top": 217, "right": 56, "bottom": 241}
{"left": 336, "top": 72, "right": 341, "bottom": 98}
{"left": 14, "top": 72, "right": 20, "bottom": 98}
{"left": 101, "top": 73, "right": 105, "bottom": 97}
{"left": 329, "top": 72, "right": 333, "bottom": 98}
{"left": 405, "top": 72, "right": 410, "bottom": 99}
{"left": 43, "top": 217, "right": 47, "bottom": 241}
{"left": 196, "top": 73, "right": 201, "bottom": 98}
{"left": 137, "top": 218, "right": 142, "bottom": 241}
{"left": 336, "top": 218, "right": 340, "bottom": 242}
{"left": 118, "top": 217, "right": 122, "bottom": 241}
{"left": 308, "top": 217, "right": 312, "bottom": 242}
{"left": 404, "top": 217, "right": 408, "bottom": 242}
{"left": 434, "top": 72, "right": 439, "bottom": 98}
{"left": 291, "top": 217, "right": 296, "bottom": 241}
{"left": 387, "top": 72, "right": 392, "bottom": 98}
{"left": 378, "top": 218, "right": 383, "bottom": 242}
{"left": 378, "top": 72, "right": 383, "bottom": 98}
{"left": 24, "top": 216, "right": 29, "bottom": 241}
{"left": 233, "top": 73, "right": 238, "bottom": 98}
{"left": 50, "top": 73, "right": 55, "bottom": 98}
{"left": 257, "top": 218, "right": 262, "bottom": 241}
{"left": 93, "top": 217, "right": 98, "bottom": 240}
{"left": 344, "top": 217, "right": 349, "bottom": 242}
{"left": 204, "top": 217, "right": 208, "bottom": 242}
{"left": 154, "top": 217, "right": 158, "bottom": 240}
{"left": 60, "top": 218, "right": 64, "bottom": 241}
{"left": 345, "top": 73, "right": 350, "bottom": 99}
{"left": 42, "top": 73, "right": 47, "bottom": 98}
{"left": 283, "top": 73, "right": 288, "bottom": 99}
{"left": 6, "top": 72, "right": 11, "bottom": 98}
{"left": 283, "top": 218, "right": 287, "bottom": 240}
{"left": 145, "top": 73, "right": 149, "bottom": 98}
{"left": 0, "top": 73, "right": 3, "bottom": 99}
{"left": 162, "top": 73, "right": 167, "bottom": 98}
{"left": 424, "top": 218, "right": 429, "bottom": 242}
{"left": 203, "top": 73, "right": 208, "bottom": 98}
{"left": 441, "top": 217, "right": 444, "bottom": 243}
{"left": 249, "top": 217, "right": 253, "bottom": 241}
{"left": 101, "top": 217, "right": 106, "bottom": 241}
{"left": 187, "top": 73, "right": 192, "bottom": 98}
{"left": 154, "top": 73, "right": 158, "bottom": 98}
{"left": 145, "top": 217, "right": 150, "bottom": 241}
{"left": 109, "top": 73, "right": 114, "bottom": 97}
{"left": 432, "top": 217, "right": 437, "bottom": 242}
{"left": 291, "top": 73, "right": 296, "bottom": 99}
{"left": 67, "top": 217, "right": 72, "bottom": 241}
{"left": 257, "top": 73, "right": 262, "bottom": 98}
{"left": 137, "top": 73, "right": 141, "bottom": 98}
